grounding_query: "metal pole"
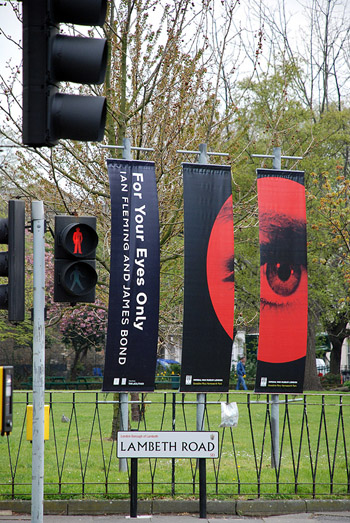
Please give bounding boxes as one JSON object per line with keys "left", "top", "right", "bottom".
{"left": 198, "top": 143, "right": 209, "bottom": 164}
{"left": 196, "top": 145, "right": 208, "bottom": 519}
{"left": 271, "top": 394, "right": 280, "bottom": 469}
{"left": 197, "top": 144, "right": 208, "bottom": 434}
{"left": 119, "top": 137, "right": 131, "bottom": 473}
{"left": 172, "top": 393, "right": 176, "bottom": 496}
{"left": 271, "top": 146, "right": 280, "bottom": 470}
{"left": 119, "top": 392, "right": 128, "bottom": 472}
{"left": 130, "top": 458, "right": 138, "bottom": 517}
{"left": 272, "top": 146, "right": 281, "bottom": 170}
{"left": 31, "top": 201, "right": 45, "bottom": 523}
{"left": 199, "top": 458, "right": 207, "bottom": 518}
{"left": 196, "top": 392, "right": 205, "bottom": 431}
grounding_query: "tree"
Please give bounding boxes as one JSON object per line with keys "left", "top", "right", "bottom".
{"left": 59, "top": 304, "right": 107, "bottom": 379}
{"left": 2, "top": 0, "right": 349, "bottom": 393}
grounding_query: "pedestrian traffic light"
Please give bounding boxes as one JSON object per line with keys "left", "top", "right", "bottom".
{"left": 22, "top": 0, "right": 108, "bottom": 147}
{"left": 54, "top": 216, "right": 98, "bottom": 303}
{"left": 0, "top": 366, "right": 13, "bottom": 436}
{"left": 0, "top": 201, "right": 25, "bottom": 322}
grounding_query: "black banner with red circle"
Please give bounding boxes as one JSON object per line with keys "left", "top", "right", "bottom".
{"left": 103, "top": 160, "right": 160, "bottom": 392}
{"left": 255, "top": 169, "right": 308, "bottom": 393}
{"left": 180, "top": 163, "right": 234, "bottom": 393}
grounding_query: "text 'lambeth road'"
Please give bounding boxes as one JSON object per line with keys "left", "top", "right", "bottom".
{"left": 117, "top": 431, "right": 219, "bottom": 458}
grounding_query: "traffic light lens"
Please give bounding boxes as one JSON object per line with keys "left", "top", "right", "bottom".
{"left": 52, "top": 35, "right": 107, "bottom": 84}
{"left": 51, "top": 94, "right": 107, "bottom": 142}
{"left": 61, "top": 262, "right": 97, "bottom": 297}
{"left": 52, "top": 0, "right": 107, "bottom": 26}
{"left": 60, "top": 223, "right": 98, "bottom": 258}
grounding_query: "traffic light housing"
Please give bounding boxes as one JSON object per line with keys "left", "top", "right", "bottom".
{"left": 0, "top": 201, "right": 25, "bottom": 322}
{"left": 0, "top": 366, "right": 13, "bottom": 436}
{"left": 23, "top": 0, "right": 108, "bottom": 147}
{"left": 54, "top": 216, "right": 98, "bottom": 303}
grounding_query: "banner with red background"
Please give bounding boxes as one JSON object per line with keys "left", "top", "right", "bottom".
{"left": 255, "top": 169, "right": 308, "bottom": 393}
{"left": 180, "top": 163, "right": 234, "bottom": 392}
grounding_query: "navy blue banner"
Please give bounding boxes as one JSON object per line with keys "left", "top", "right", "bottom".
{"left": 180, "top": 163, "right": 234, "bottom": 393}
{"left": 103, "top": 160, "right": 160, "bottom": 392}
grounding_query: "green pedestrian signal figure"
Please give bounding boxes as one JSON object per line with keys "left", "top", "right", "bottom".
{"left": 70, "top": 266, "right": 85, "bottom": 293}
{"left": 73, "top": 227, "right": 83, "bottom": 254}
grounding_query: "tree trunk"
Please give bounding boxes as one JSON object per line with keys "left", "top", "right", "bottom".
{"left": 70, "top": 350, "right": 81, "bottom": 380}
{"left": 326, "top": 314, "right": 349, "bottom": 375}
{"left": 131, "top": 392, "right": 142, "bottom": 422}
{"left": 328, "top": 335, "right": 342, "bottom": 375}
{"left": 110, "top": 393, "right": 121, "bottom": 440}
{"left": 303, "top": 308, "right": 322, "bottom": 390}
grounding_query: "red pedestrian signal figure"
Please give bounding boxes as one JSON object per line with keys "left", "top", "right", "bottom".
{"left": 73, "top": 227, "right": 83, "bottom": 255}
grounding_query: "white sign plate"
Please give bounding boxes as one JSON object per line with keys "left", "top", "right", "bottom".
{"left": 117, "top": 431, "right": 219, "bottom": 458}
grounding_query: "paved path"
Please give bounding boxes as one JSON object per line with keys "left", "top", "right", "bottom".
{"left": 1, "top": 513, "right": 350, "bottom": 522}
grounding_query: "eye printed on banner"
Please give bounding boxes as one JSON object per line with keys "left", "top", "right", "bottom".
{"left": 260, "top": 212, "right": 307, "bottom": 309}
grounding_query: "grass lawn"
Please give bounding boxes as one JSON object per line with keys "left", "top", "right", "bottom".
{"left": 1, "top": 390, "right": 349, "bottom": 500}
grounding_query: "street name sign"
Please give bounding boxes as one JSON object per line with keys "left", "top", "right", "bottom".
{"left": 117, "top": 431, "right": 219, "bottom": 458}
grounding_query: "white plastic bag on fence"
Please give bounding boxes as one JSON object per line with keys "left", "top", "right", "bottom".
{"left": 220, "top": 401, "right": 239, "bottom": 427}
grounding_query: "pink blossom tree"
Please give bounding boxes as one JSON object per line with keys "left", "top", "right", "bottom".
{"left": 59, "top": 303, "right": 107, "bottom": 379}
{"left": 45, "top": 248, "right": 107, "bottom": 379}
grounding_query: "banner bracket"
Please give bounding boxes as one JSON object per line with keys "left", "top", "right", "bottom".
{"left": 177, "top": 143, "right": 229, "bottom": 164}
{"left": 252, "top": 147, "right": 303, "bottom": 169}
{"left": 100, "top": 138, "right": 154, "bottom": 158}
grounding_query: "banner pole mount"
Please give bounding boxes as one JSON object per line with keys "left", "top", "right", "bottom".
{"left": 252, "top": 148, "right": 303, "bottom": 169}
{"left": 177, "top": 143, "right": 229, "bottom": 164}
{"left": 100, "top": 138, "right": 154, "bottom": 158}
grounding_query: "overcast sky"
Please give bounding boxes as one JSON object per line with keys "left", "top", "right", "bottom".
{"left": 0, "top": 2, "right": 21, "bottom": 77}
{"left": 0, "top": 0, "right": 349, "bottom": 134}
{"left": 0, "top": 0, "right": 308, "bottom": 79}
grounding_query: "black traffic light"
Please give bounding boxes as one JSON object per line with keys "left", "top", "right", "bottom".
{"left": 23, "top": 0, "right": 108, "bottom": 147}
{"left": 54, "top": 216, "right": 98, "bottom": 303}
{"left": 0, "top": 201, "right": 25, "bottom": 322}
{"left": 0, "top": 366, "right": 13, "bottom": 436}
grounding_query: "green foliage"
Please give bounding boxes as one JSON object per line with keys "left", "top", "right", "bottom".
{"left": 320, "top": 373, "right": 341, "bottom": 389}
{"left": 315, "top": 333, "right": 331, "bottom": 359}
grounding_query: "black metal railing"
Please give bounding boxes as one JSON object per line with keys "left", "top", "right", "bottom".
{"left": 1, "top": 391, "right": 349, "bottom": 500}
